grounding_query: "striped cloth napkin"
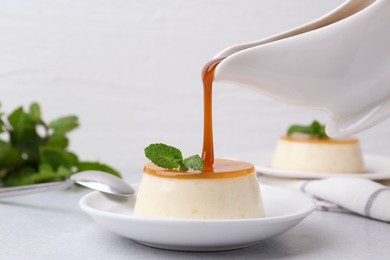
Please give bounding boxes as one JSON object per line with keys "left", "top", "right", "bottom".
{"left": 260, "top": 176, "right": 390, "bottom": 222}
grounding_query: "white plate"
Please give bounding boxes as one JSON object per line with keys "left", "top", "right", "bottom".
{"left": 231, "top": 153, "right": 390, "bottom": 180}
{"left": 79, "top": 184, "right": 314, "bottom": 251}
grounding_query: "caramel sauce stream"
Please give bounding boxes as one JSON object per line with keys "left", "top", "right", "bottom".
{"left": 144, "top": 57, "right": 256, "bottom": 179}
{"left": 201, "top": 57, "right": 225, "bottom": 171}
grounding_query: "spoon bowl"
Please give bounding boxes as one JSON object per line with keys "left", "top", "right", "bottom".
{"left": 71, "top": 171, "right": 135, "bottom": 197}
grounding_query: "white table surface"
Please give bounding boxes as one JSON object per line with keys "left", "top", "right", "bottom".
{"left": 1, "top": 172, "right": 390, "bottom": 260}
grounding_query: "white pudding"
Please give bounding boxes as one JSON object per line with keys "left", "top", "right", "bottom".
{"left": 271, "top": 136, "right": 364, "bottom": 173}
{"left": 134, "top": 159, "right": 264, "bottom": 219}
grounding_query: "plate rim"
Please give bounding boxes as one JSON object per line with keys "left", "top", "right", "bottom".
{"left": 79, "top": 184, "right": 315, "bottom": 224}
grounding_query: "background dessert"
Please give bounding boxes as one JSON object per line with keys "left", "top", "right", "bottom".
{"left": 271, "top": 121, "right": 364, "bottom": 173}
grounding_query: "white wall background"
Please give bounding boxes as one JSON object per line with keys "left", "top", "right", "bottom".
{"left": 1, "top": 0, "right": 389, "bottom": 176}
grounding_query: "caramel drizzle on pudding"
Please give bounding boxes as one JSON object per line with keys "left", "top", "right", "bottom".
{"left": 145, "top": 58, "right": 256, "bottom": 179}
{"left": 201, "top": 57, "right": 225, "bottom": 171}
{"left": 144, "top": 159, "right": 254, "bottom": 179}
{"left": 281, "top": 135, "right": 358, "bottom": 144}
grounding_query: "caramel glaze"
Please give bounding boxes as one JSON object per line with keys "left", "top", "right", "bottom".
{"left": 201, "top": 57, "right": 226, "bottom": 171}
{"left": 144, "top": 159, "right": 254, "bottom": 179}
{"left": 281, "top": 135, "right": 358, "bottom": 144}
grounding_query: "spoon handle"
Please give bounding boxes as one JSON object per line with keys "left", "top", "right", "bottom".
{"left": 0, "top": 179, "right": 74, "bottom": 199}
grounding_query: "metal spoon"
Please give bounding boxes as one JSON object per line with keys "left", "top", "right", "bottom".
{"left": 0, "top": 171, "right": 135, "bottom": 199}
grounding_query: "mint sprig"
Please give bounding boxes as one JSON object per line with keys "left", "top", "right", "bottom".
{"left": 0, "top": 102, "right": 121, "bottom": 187}
{"left": 182, "top": 155, "right": 204, "bottom": 171}
{"left": 287, "top": 120, "right": 329, "bottom": 139}
{"left": 145, "top": 143, "right": 204, "bottom": 171}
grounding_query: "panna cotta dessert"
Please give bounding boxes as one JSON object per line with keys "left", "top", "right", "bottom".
{"left": 134, "top": 159, "right": 264, "bottom": 219}
{"left": 272, "top": 136, "right": 364, "bottom": 173}
{"left": 271, "top": 121, "right": 364, "bottom": 173}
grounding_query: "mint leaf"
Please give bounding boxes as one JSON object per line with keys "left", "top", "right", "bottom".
{"left": 310, "top": 121, "right": 327, "bottom": 138}
{"left": 0, "top": 140, "right": 23, "bottom": 169}
{"left": 8, "top": 107, "right": 42, "bottom": 162}
{"left": 0, "top": 104, "right": 4, "bottom": 133}
{"left": 47, "top": 132, "right": 69, "bottom": 149}
{"left": 183, "top": 155, "right": 204, "bottom": 171}
{"left": 0, "top": 113, "right": 4, "bottom": 133}
{"left": 179, "top": 164, "right": 189, "bottom": 171}
{"left": 0, "top": 169, "right": 6, "bottom": 179}
{"left": 40, "top": 146, "right": 78, "bottom": 169}
{"left": 287, "top": 125, "right": 312, "bottom": 136}
{"left": 77, "top": 161, "right": 122, "bottom": 178}
{"left": 29, "top": 103, "right": 41, "bottom": 123}
{"left": 57, "top": 165, "right": 73, "bottom": 179}
{"left": 144, "top": 143, "right": 204, "bottom": 171}
{"left": 145, "top": 143, "right": 183, "bottom": 169}
{"left": 31, "top": 164, "right": 72, "bottom": 183}
{"left": 49, "top": 116, "right": 79, "bottom": 134}
{"left": 287, "top": 120, "right": 328, "bottom": 139}
{"left": 4, "top": 166, "right": 37, "bottom": 187}
{"left": 32, "top": 164, "right": 57, "bottom": 183}
{"left": 0, "top": 103, "right": 122, "bottom": 187}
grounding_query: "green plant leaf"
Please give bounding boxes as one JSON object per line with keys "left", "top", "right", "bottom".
{"left": 144, "top": 143, "right": 183, "bottom": 169}
{"left": 287, "top": 120, "right": 328, "bottom": 139}
{"left": 310, "top": 120, "right": 328, "bottom": 138}
{"left": 0, "top": 103, "right": 122, "bottom": 187}
{"left": 32, "top": 164, "right": 57, "bottom": 183}
{"left": 57, "top": 165, "right": 73, "bottom": 179}
{"left": 76, "top": 161, "right": 121, "bottom": 178}
{"left": 0, "top": 115, "right": 4, "bottom": 133}
{"left": 29, "top": 103, "right": 41, "bottom": 123}
{"left": 179, "top": 164, "right": 189, "bottom": 171}
{"left": 3, "top": 166, "right": 37, "bottom": 187}
{"left": 47, "top": 133, "right": 69, "bottom": 149}
{"left": 182, "top": 155, "right": 204, "bottom": 171}
{"left": 144, "top": 143, "right": 204, "bottom": 172}
{"left": 287, "top": 125, "right": 312, "bottom": 136}
{"left": 0, "top": 140, "right": 23, "bottom": 169}
{"left": 0, "top": 169, "right": 6, "bottom": 179}
{"left": 0, "top": 108, "right": 4, "bottom": 133}
{"left": 49, "top": 116, "right": 79, "bottom": 134}
{"left": 8, "top": 107, "right": 42, "bottom": 162}
{"left": 31, "top": 164, "right": 72, "bottom": 183}
{"left": 40, "top": 146, "right": 78, "bottom": 169}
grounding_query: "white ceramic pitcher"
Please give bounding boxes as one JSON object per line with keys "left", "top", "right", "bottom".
{"left": 213, "top": 0, "right": 390, "bottom": 137}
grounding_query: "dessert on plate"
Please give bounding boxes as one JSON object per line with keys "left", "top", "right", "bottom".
{"left": 135, "top": 144, "right": 264, "bottom": 219}
{"left": 271, "top": 121, "right": 364, "bottom": 173}
{"left": 135, "top": 59, "right": 264, "bottom": 220}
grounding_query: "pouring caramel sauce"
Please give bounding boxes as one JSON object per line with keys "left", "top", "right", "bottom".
{"left": 201, "top": 57, "right": 226, "bottom": 171}
{"left": 144, "top": 57, "right": 256, "bottom": 179}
